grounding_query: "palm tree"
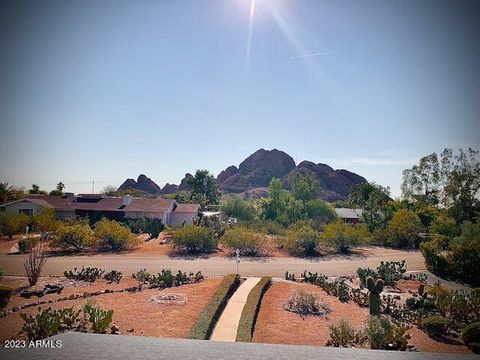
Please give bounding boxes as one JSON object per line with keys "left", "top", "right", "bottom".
{"left": 348, "top": 182, "right": 377, "bottom": 208}
{"left": 0, "top": 182, "right": 13, "bottom": 204}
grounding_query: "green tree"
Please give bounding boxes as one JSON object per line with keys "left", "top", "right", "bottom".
{"left": 32, "top": 208, "right": 59, "bottom": 240}
{"left": 0, "top": 183, "right": 25, "bottom": 204}
{"left": 28, "top": 184, "right": 47, "bottom": 195}
{"left": 260, "top": 178, "right": 304, "bottom": 226}
{"left": 101, "top": 185, "right": 117, "bottom": 196}
{"left": 387, "top": 209, "right": 423, "bottom": 248}
{"left": 448, "top": 222, "right": 480, "bottom": 285}
{"left": 305, "top": 199, "right": 338, "bottom": 226}
{"left": 0, "top": 212, "right": 30, "bottom": 239}
{"left": 430, "top": 212, "right": 458, "bottom": 240}
{"left": 51, "top": 224, "right": 93, "bottom": 252}
{"left": 221, "top": 196, "right": 256, "bottom": 221}
{"left": 288, "top": 173, "right": 320, "bottom": 202}
{"left": 187, "top": 170, "right": 220, "bottom": 207}
{"left": 401, "top": 153, "right": 441, "bottom": 206}
{"left": 348, "top": 183, "right": 391, "bottom": 231}
{"left": 321, "top": 221, "right": 369, "bottom": 253}
{"left": 49, "top": 182, "right": 65, "bottom": 196}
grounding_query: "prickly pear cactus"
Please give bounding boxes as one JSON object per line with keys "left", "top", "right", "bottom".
{"left": 366, "top": 276, "right": 384, "bottom": 316}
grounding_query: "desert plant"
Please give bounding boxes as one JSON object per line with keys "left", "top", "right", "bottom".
{"left": 366, "top": 277, "right": 384, "bottom": 316}
{"left": 172, "top": 225, "right": 217, "bottom": 253}
{"left": 321, "top": 221, "right": 369, "bottom": 253}
{"left": 189, "top": 274, "right": 240, "bottom": 340}
{"left": 93, "top": 219, "right": 133, "bottom": 252}
{"left": 0, "top": 212, "right": 29, "bottom": 239}
{"left": 284, "top": 291, "right": 331, "bottom": 319}
{"left": 0, "top": 285, "right": 12, "bottom": 308}
{"left": 57, "top": 307, "right": 82, "bottom": 330}
{"left": 132, "top": 269, "right": 151, "bottom": 289}
{"left": 356, "top": 267, "right": 377, "bottom": 286}
{"left": 462, "top": 322, "right": 480, "bottom": 354}
{"left": 283, "top": 226, "right": 320, "bottom": 256}
{"left": 284, "top": 271, "right": 296, "bottom": 282}
{"left": 376, "top": 260, "right": 406, "bottom": 285}
{"left": 83, "top": 302, "right": 114, "bottom": 333}
{"left": 51, "top": 224, "right": 93, "bottom": 252}
{"left": 24, "top": 243, "right": 48, "bottom": 286}
{"left": 20, "top": 307, "right": 62, "bottom": 340}
{"left": 18, "top": 237, "right": 40, "bottom": 253}
{"left": 103, "top": 270, "right": 122, "bottom": 284}
{"left": 64, "top": 266, "right": 104, "bottom": 283}
{"left": 421, "top": 315, "right": 452, "bottom": 337}
{"left": 221, "top": 227, "right": 264, "bottom": 256}
{"left": 367, "top": 316, "right": 411, "bottom": 350}
{"left": 328, "top": 319, "right": 367, "bottom": 347}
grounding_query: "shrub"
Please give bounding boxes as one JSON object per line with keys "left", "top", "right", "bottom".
{"left": 376, "top": 260, "right": 406, "bottom": 285}
{"left": 0, "top": 212, "right": 29, "bottom": 239}
{"left": 94, "top": 219, "right": 133, "bottom": 252}
{"left": 18, "top": 237, "right": 40, "bottom": 253}
{"left": 447, "top": 222, "right": 480, "bottom": 286}
{"left": 420, "top": 238, "right": 450, "bottom": 276}
{"left": 103, "top": 270, "right": 122, "bottom": 284}
{"left": 24, "top": 243, "right": 47, "bottom": 286}
{"left": 172, "top": 225, "right": 217, "bottom": 253}
{"left": 321, "top": 221, "right": 369, "bottom": 253}
{"left": 405, "top": 297, "right": 436, "bottom": 312}
{"left": 32, "top": 208, "right": 59, "bottom": 240}
{"left": 328, "top": 319, "right": 366, "bottom": 347}
{"left": 51, "top": 224, "right": 93, "bottom": 252}
{"left": 83, "top": 301, "right": 114, "bottom": 333}
{"left": 236, "top": 277, "right": 271, "bottom": 342}
{"left": 367, "top": 316, "right": 411, "bottom": 350}
{"left": 430, "top": 287, "right": 480, "bottom": 324}
{"left": 221, "top": 227, "right": 264, "bottom": 256}
{"left": 284, "top": 291, "right": 332, "bottom": 319}
{"left": 20, "top": 307, "right": 62, "bottom": 340}
{"left": 64, "top": 266, "right": 104, "bottom": 283}
{"left": 283, "top": 226, "right": 320, "bottom": 256}
{"left": 0, "top": 285, "right": 12, "bottom": 308}
{"left": 132, "top": 269, "right": 151, "bottom": 289}
{"left": 189, "top": 274, "right": 240, "bottom": 339}
{"left": 221, "top": 196, "right": 257, "bottom": 221}
{"left": 356, "top": 267, "right": 377, "bottom": 285}
{"left": 0, "top": 267, "right": 3, "bottom": 281}
{"left": 386, "top": 209, "right": 423, "bottom": 249}
{"left": 462, "top": 322, "right": 480, "bottom": 354}
{"left": 421, "top": 315, "right": 452, "bottom": 337}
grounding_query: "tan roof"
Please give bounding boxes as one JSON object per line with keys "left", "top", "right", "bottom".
{"left": 174, "top": 203, "right": 200, "bottom": 213}
{"left": 124, "top": 198, "right": 174, "bottom": 213}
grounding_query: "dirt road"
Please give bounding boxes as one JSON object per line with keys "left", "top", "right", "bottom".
{"left": 0, "top": 247, "right": 426, "bottom": 278}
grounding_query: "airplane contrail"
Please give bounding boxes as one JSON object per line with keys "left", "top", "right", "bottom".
{"left": 290, "top": 51, "right": 338, "bottom": 59}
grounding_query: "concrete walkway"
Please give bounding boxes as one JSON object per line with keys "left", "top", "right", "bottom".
{"left": 211, "top": 277, "right": 261, "bottom": 342}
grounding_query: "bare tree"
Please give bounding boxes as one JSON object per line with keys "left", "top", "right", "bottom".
{"left": 24, "top": 243, "right": 48, "bottom": 286}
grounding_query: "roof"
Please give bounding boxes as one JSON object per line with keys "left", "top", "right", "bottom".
{"left": 335, "top": 208, "right": 363, "bottom": 219}
{"left": 174, "top": 203, "right": 200, "bottom": 213}
{"left": 124, "top": 198, "right": 174, "bottom": 213}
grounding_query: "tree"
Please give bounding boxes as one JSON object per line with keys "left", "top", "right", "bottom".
{"left": 101, "top": 185, "right": 117, "bottom": 196}
{"left": 187, "top": 170, "right": 220, "bottom": 207}
{"left": 401, "top": 153, "right": 441, "bottom": 206}
{"left": 0, "top": 183, "right": 25, "bottom": 204}
{"left": 32, "top": 208, "right": 59, "bottom": 240}
{"left": 288, "top": 173, "right": 320, "bottom": 202}
{"left": 321, "top": 221, "right": 369, "bottom": 253}
{"left": 28, "top": 184, "right": 47, "bottom": 195}
{"left": 0, "top": 212, "right": 30, "bottom": 239}
{"left": 387, "top": 209, "right": 423, "bottom": 248}
{"left": 448, "top": 222, "right": 480, "bottom": 286}
{"left": 305, "top": 199, "right": 338, "bottom": 226}
{"left": 260, "top": 178, "right": 304, "bottom": 225}
{"left": 221, "top": 196, "right": 256, "bottom": 221}
{"left": 49, "top": 182, "right": 65, "bottom": 196}
{"left": 348, "top": 183, "right": 391, "bottom": 231}
{"left": 51, "top": 224, "right": 93, "bottom": 252}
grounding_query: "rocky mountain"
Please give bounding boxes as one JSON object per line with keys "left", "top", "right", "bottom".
{"left": 117, "top": 149, "right": 367, "bottom": 201}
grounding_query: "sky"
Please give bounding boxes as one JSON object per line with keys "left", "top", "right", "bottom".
{"left": 0, "top": 0, "right": 479, "bottom": 197}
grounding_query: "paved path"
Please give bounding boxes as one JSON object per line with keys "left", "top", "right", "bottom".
{"left": 211, "top": 277, "right": 261, "bottom": 342}
{"left": 0, "top": 247, "right": 426, "bottom": 278}
{"left": 0, "top": 333, "right": 474, "bottom": 360}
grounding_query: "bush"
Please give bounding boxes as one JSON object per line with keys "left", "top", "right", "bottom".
{"left": 20, "top": 307, "right": 62, "bottom": 340}
{"left": 386, "top": 209, "right": 423, "bottom": 248}
{"left": 328, "top": 319, "right": 366, "bottom": 347}
{"left": 221, "top": 196, "right": 257, "bottom": 221}
{"left": 18, "top": 237, "right": 40, "bottom": 253}
{"left": 321, "top": 221, "right": 369, "bottom": 253}
{"left": 420, "top": 238, "right": 450, "bottom": 276}
{"left": 93, "top": 219, "right": 133, "bottom": 252}
{"left": 462, "top": 322, "right": 480, "bottom": 354}
{"left": 83, "top": 301, "right": 114, "bottom": 333}
{"left": 448, "top": 222, "right": 480, "bottom": 286}
{"left": 64, "top": 266, "right": 104, "bottom": 283}
{"left": 284, "top": 291, "right": 332, "bottom": 319}
{"left": 221, "top": 227, "right": 264, "bottom": 256}
{"left": 33, "top": 208, "right": 59, "bottom": 240}
{"left": 0, "top": 267, "right": 3, "bottom": 281}
{"left": 189, "top": 274, "right": 240, "bottom": 340}
{"left": 236, "top": 277, "right": 271, "bottom": 342}
{"left": 51, "top": 224, "right": 93, "bottom": 252}
{"left": 0, "top": 212, "right": 30, "bottom": 239}
{"left": 421, "top": 315, "right": 452, "bottom": 337}
{"left": 243, "top": 220, "right": 286, "bottom": 236}
{"left": 103, "top": 270, "right": 122, "bottom": 284}
{"left": 132, "top": 269, "right": 151, "bottom": 289}
{"left": 0, "top": 285, "right": 12, "bottom": 308}
{"left": 172, "top": 225, "right": 217, "bottom": 253}
{"left": 367, "top": 316, "right": 411, "bottom": 350}
{"left": 283, "top": 226, "right": 320, "bottom": 256}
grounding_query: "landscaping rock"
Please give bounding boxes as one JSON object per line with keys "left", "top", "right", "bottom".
{"left": 111, "top": 325, "right": 121, "bottom": 335}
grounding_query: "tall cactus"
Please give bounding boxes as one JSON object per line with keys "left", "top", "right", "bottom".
{"left": 366, "top": 276, "right": 384, "bottom": 316}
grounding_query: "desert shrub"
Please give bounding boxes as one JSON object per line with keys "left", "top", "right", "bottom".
{"left": 145, "top": 218, "right": 164, "bottom": 239}
{"left": 321, "top": 221, "right": 369, "bottom": 253}
{"left": 0, "top": 285, "right": 12, "bottom": 308}
{"left": 284, "top": 291, "right": 332, "bottom": 318}
{"left": 367, "top": 316, "right": 411, "bottom": 350}
{"left": 18, "top": 236, "right": 40, "bottom": 253}
{"left": 356, "top": 267, "right": 377, "bottom": 285}
{"left": 328, "top": 319, "right": 367, "bottom": 347}
{"left": 132, "top": 269, "right": 151, "bottom": 289}
{"left": 64, "top": 266, "right": 104, "bottom": 283}
{"left": 405, "top": 297, "right": 436, "bottom": 312}
{"left": 283, "top": 225, "right": 320, "bottom": 256}
{"left": 51, "top": 224, "right": 93, "bottom": 252}
{"left": 32, "top": 208, "right": 59, "bottom": 240}
{"left": 24, "top": 243, "right": 47, "bottom": 286}
{"left": 221, "top": 196, "right": 257, "bottom": 221}
{"left": 84, "top": 301, "right": 114, "bottom": 333}
{"left": 462, "top": 322, "right": 480, "bottom": 354}
{"left": 386, "top": 209, "right": 423, "bottom": 249}
{"left": 0, "top": 212, "right": 30, "bottom": 239}
{"left": 236, "top": 277, "right": 271, "bottom": 342}
{"left": 189, "top": 274, "right": 240, "bottom": 340}
{"left": 244, "top": 220, "right": 286, "bottom": 236}
{"left": 421, "top": 315, "right": 452, "bottom": 337}
{"left": 103, "top": 270, "right": 122, "bottom": 284}
{"left": 221, "top": 227, "right": 264, "bottom": 256}
{"left": 172, "top": 225, "right": 217, "bottom": 253}
{"left": 447, "top": 222, "right": 480, "bottom": 286}
{"left": 431, "top": 287, "right": 480, "bottom": 324}
{"left": 304, "top": 199, "right": 338, "bottom": 227}
{"left": 93, "top": 219, "right": 133, "bottom": 252}
{"left": 376, "top": 260, "right": 407, "bottom": 285}
{"left": 420, "top": 237, "right": 450, "bottom": 276}
{"left": 20, "top": 307, "right": 62, "bottom": 340}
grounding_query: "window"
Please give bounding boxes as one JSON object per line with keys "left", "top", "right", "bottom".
{"left": 19, "top": 209, "right": 33, "bottom": 216}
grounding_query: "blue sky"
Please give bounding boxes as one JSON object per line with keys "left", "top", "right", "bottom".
{"left": 0, "top": 0, "right": 479, "bottom": 197}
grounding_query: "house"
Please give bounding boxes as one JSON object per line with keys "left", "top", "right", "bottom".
{"left": 334, "top": 208, "right": 363, "bottom": 224}
{"left": 0, "top": 194, "right": 200, "bottom": 227}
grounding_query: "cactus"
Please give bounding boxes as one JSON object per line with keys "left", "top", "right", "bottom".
{"left": 366, "top": 276, "right": 384, "bottom": 315}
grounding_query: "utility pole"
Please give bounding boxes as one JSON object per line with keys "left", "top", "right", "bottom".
{"left": 92, "top": 180, "right": 95, "bottom": 194}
